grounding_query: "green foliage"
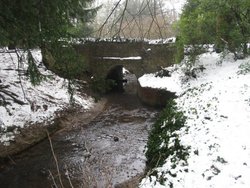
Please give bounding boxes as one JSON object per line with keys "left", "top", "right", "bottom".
{"left": 68, "top": 6, "right": 99, "bottom": 38}
{"left": 90, "top": 78, "right": 116, "bottom": 97}
{"left": 0, "top": 0, "right": 97, "bottom": 96}
{"left": 45, "top": 42, "right": 86, "bottom": 79}
{"left": 178, "top": 0, "right": 216, "bottom": 45}
{"left": 68, "top": 22, "right": 94, "bottom": 38}
{"left": 145, "top": 100, "right": 189, "bottom": 171}
{"left": 175, "top": 38, "right": 184, "bottom": 64}
{"left": 67, "top": 79, "right": 76, "bottom": 105}
{"left": 0, "top": 0, "right": 95, "bottom": 48}
{"left": 176, "top": 0, "right": 250, "bottom": 63}
{"left": 27, "top": 50, "right": 46, "bottom": 85}
{"left": 238, "top": 61, "right": 250, "bottom": 75}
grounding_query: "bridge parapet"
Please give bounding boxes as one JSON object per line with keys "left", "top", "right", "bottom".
{"left": 73, "top": 40, "right": 177, "bottom": 78}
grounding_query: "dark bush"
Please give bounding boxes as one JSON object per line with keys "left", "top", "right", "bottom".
{"left": 146, "top": 100, "right": 189, "bottom": 171}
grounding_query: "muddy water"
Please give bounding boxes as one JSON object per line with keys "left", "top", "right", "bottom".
{"left": 0, "top": 77, "right": 159, "bottom": 188}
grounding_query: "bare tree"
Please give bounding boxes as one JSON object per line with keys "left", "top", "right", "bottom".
{"left": 93, "top": 0, "right": 179, "bottom": 39}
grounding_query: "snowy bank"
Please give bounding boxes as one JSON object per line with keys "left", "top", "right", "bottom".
{"left": 140, "top": 52, "right": 250, "bottom": 188}
{"left": 0, "top": 49, "right": 94, "bottom": 146}
{"left": 138, "top": 65, "right": 183, "bottom": 95}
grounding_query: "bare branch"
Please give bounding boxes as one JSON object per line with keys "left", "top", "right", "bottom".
{"left": 0, "top": 89, "right": 26, "bottom": 105}
{"left": 94, "top": 0, "right": 176, "bottom": 39}
{"left": 47, "top": 130, "right": 64, "bottom": 188}
{"left": 97, "top": 0, "right": 123, "bottom": 37}
{"left": 145, "top": 0, "right": 163, "bottom": 39}
{"left": 113, "top": 0, "right": 129, "bottom": 38}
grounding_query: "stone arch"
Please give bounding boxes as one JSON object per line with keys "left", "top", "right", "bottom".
{"left": 105, "top": 65, "right": 137, "bottom": 93}
{"left": 106, "top": 65, "right": 125, "bottom": 92}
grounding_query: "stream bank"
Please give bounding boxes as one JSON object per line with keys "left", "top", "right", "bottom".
{"left": 0, "top": 91, "right": 159, "bottom": 187}
{"left": 0, "top": 98, "right": 107, "bottom": 159}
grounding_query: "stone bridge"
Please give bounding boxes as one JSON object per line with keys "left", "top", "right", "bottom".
{"left": 74, "top": 40, "right": 177, "bottom": 81}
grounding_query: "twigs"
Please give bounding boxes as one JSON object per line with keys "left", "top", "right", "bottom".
{"left": 46, "top": 130, "right": 64, "bottom": 188}
{"left": 6, "top": 49, "right": 27, "bottom": 102}
{"left": 15, "top": 49, "right": 27, "bottom": 102}
{"left": 46, "top": 130, "right": 77, "bottom": 188}
{"left": 145, "top": 0, "right": 163, "bottom": 39}
{"left": 8, "top": 155, "right": 16, "bottom": 165}
{"left": 64, "top": 165, "right": 74, "bottom": 188}
{"left": 0, "top": 88, "right": 26, "bottom": 105}
{"left": 48, "top": 170, "right": 59, "bottom": 188}
{"left": 112, "top": 0, "right": 129, "bottom": 38}
{"left": 96, "top": 0, "right": 175, "bottom": 39}
{"left": 98, "top": 0, "right": 123, "bottom": 37}
{"left": 0, "top": 82, "right": 26, "bottom": 106}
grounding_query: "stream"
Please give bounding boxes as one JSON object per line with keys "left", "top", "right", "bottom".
{"left": 0, "top": 75, "right": 159, "bottom": 188}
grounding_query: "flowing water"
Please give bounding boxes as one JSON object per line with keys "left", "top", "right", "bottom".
{"left": 0, "top": 75, "right": 159, "bottom": 188}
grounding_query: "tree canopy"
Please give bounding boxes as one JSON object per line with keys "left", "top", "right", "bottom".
{"left": 0, "top": 0, "right": 95, "bottom": 48}
{"left": 177, "top": 0, "right": 250, "bottom": 58}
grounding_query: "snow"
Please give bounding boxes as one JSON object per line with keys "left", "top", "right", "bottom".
{"left": 122, "top": 67, "right": 130, "bottom": 74}
{"left": 139, "top": 51, "right": 250, "bottom": 188}
{"left": 147, "top": 37, "right": 176, "bottom": 44}
{"left": 102, "top": 56, "right": 142, "bottom": 60}
{"left": 73, "top": 37, "right": 177, "bottom": 44}
{"left": 138, "top": 65, "right": 182, "bottom": 94}
{"left": 0, "top": 49, "right": 93, "bottom": 145}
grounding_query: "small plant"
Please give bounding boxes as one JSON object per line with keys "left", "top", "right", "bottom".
{"left": 27, "top": 50, "right": 46, "bottom": 85}
{"left": 49, "top": 43, "right": 87, "bottom": 79}
{"left": 237, "top": 62, "right": 250, "bottom": 75}
{"left": 145, "top": 100, "right": 189, "bottom": 171}
{"left": 90, "top": 78, "right": 116, "bottom": 100}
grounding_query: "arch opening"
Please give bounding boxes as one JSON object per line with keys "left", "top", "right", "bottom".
{"left": 106, "top": 65, "right": 137, "bottom": 93}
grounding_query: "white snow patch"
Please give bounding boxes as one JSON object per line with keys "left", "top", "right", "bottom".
{"left": 148, "top": 37, "right": 176, "bottom": 45}
{"left": 122, "top": 67, "right": 130, "bottom": 74}
{"left": 102, "top": 56, "right": 142, "bottom": 60}
{"left": 71, "top": 37, "right": 178, "bottom": 45}
{"left": 140, "top": 52, "right": 250, "bottom": 188}
{"left": 0, "top": 49, "right": 93, "bottom": 145}
{"left": 138, "top": 65, "right": 183, "bottom": 94}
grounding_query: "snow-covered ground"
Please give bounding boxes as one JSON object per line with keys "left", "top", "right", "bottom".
{"left": 0, "top": 49, "right": 93, "bottom": 145}
{"left": 139, "top": 51, "right": 250, "bottom": 187}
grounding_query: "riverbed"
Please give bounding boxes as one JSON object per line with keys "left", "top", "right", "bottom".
{"left": 0, "top": 83, "right": 159, "bottom": 187}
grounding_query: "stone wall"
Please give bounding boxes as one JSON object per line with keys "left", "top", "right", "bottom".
{"left": 73, "top": 41, "right": 177, "bottom": 78}
{"left": 137, "top": 82, "right": 176, "bottom": 107}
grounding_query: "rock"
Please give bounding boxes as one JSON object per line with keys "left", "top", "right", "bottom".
{"left": 220, "top": 115, "right": 228, "bottom": 119}
{"left": 194, "top": 149, "right": 199, "bottom": 155}
{"left": 0, "top": 119, "right": 4, "bottom": 127}
{"left": 6, "top": 125, "right": 18, "bottom": 132}
{"left": 204, "top": 116, "right": 211, "bottom": 120}
{"left": 113, "top": 136, "right": 119, "bottom": 142}
{"left": 137, "top": 82, "right": 177, "bottom": 107}
{"left": 155, "top": 69, "right": 171, "bottom": 78}
{"left": 43, "top": 104, "right": 48, "bottom": 111}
